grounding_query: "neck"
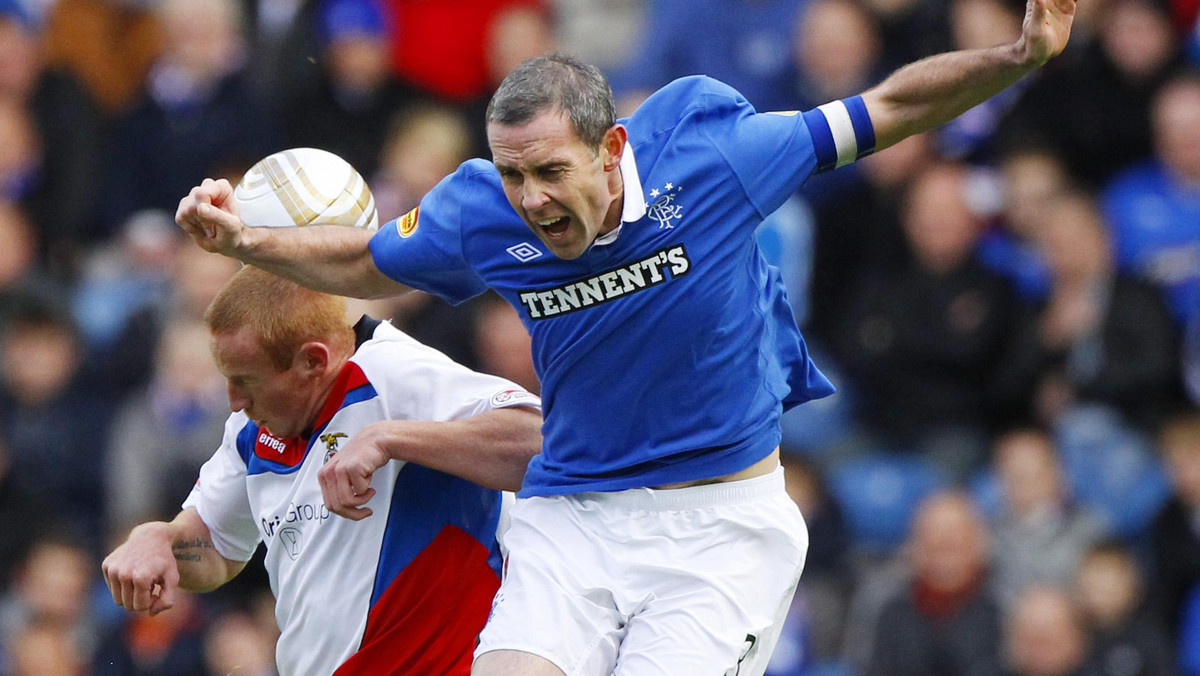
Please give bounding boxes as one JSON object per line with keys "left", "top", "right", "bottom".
{"left": 600, "top": 167, "right": 626, "bottom": 235}
{"left": 300, "top": 353, "right": 351, "bottom": 438}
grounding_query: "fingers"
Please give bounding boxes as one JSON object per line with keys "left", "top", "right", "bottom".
{"left": 175, "top": 178, "right": 242, "bottom": 249}
{"left": 102, "top": 550, "right": 178, "bottom": 615}
{"left": 318, "top": 460, "right": 377, "bottom": 521}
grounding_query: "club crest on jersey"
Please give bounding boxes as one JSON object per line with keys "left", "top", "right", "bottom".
{"left": 320, "top": 432, "right": 347, "bottom": 464}
{"left": 518, "top": 245, "right": 692, "bottom": 320}
{"left": 646, "top": 182, "right": 684, "bottom": 229}
{"left": 397, "top": 206, "right": 419, "bottom": 238}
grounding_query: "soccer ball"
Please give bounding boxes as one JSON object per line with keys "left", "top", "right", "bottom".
{"left": 234, "top": 148, "right": 379, "bottom": 230}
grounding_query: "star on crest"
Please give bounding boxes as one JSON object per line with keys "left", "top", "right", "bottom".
{"left": 649, "top": 188, "right": 660, "bottom": 198}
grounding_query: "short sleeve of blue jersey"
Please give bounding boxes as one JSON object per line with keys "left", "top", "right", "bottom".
{"left": 656, "top": 77, "right": 874, "bottom": 218}
{"left": 368, "top": 161, "right": 491, "bottom": 305}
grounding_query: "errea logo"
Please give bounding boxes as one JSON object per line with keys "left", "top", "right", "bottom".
{"left": 506, "top": 242, "right": 543, "bottom": 262}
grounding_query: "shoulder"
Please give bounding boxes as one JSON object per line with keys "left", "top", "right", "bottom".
{"left": 631, "top": 76, "right": 756, "bottom": 131}
{"left": 427, "top": 158, "right": 513, "bottom": 219}
{"left": 351, "top": 321, "right": 474, "bottom": 382}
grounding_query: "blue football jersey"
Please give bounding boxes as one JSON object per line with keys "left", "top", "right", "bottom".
{"left": 370, "top": 76, "right": 874, "bottom": 496}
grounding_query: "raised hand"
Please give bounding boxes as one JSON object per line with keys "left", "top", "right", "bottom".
{"left": 1019, "top": 0, "right": 1078, "bottom": 66}
{"left": 175, "top": 178, "right": 252, "bottom": 257}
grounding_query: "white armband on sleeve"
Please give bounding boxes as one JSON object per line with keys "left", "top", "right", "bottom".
{"left": 802, "top": 95, "right": 877, "bottom": 172}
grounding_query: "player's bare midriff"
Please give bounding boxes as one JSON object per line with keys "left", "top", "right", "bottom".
{"left": 651, "top": 447, "right": 781, "bottom": 489}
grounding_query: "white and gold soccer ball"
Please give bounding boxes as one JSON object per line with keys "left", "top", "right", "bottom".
{"left": 234, "top": 147, "right": 379, "bottom": 230}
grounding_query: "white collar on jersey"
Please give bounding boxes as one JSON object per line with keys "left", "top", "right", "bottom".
{"left": 592, "top": 141, "right": 645, "bottom": 248}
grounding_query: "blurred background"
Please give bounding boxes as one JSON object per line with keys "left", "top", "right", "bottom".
{"left": 0, "top": 0, "right": 1197, "bottom": 673}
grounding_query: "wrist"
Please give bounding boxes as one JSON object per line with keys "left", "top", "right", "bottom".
{"left": 131, "top": 520, "right": 175, "bottom": 545}
{"left": 361, "top": 421, "right": 404, "bottom": 463}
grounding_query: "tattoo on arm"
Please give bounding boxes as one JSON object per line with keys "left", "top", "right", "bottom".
{"left": 172, "top": 538, "right": 214, "bottom": 563}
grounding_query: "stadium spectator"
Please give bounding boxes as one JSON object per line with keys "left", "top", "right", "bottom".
{"left": 371, "top": 102, "right": 475, "bottom": 221}
{"left": 1149, "top": 412, "right": 1200, "bottom": 637}
{"left": 1102, "top": 70, "right": 1200, "bottom": 327}
{"left": 202, "top": 611, "right": 278, "bottom": 676}
{"left": 101, "top": 265, "right": 542, "bottom": 675}
{"left": 987, "top": 428, "right": 1107, "bottom": 607}
{"left": 99, "top": 0, "right": 278, "bottom": 234}
{"left": 767, "top": 456, "right": 852, "bottom": 674}
{"left": 282, "top": 0, "right": 425, "bottom": 179}
{"left": 807, "top": 132, "right": 933, "bottom": 347}
{"left": 936, "top": 0, "right": 1029, "bottom": 162}
{"left": 548, "top": 0, "right": 644, "bottom": 72}
{"left": 104, "top": 319, "right": 229, "bottom": 536}
{"left": 91, "top": 590, "right": 208, "bottom": 676}
{"left": 1075, "top": 541, "right": 1177, "bottom": 676}
{"left": 789, "top": 0, "right": 886, "bottom": 209}
{"left": 383, "top": 0, "right": 547, "bottom": 104}
{"left": 176, "top": 0, "right": 1084, "bottom": 667}
{"left": 996, "top": 586, "right": 1101, "bottom": 676}
{"left": 1002, "top": 0, "right": 1184, "bottom": 187}
{"left": 976, "top": 143, "right": 1068, "bottom": 303}
{"left": 0, "top": 535, "right": 101, "bottom": 669}
{"left": 856, "top": 491, "right": 1003, "bottom": 676}
{"left": 39, "top": 0, "right": 158, "bottom": 115}
{"left": 789, "top": 0, "right": 886, "bottom": 111}
{"left": 71, "top": 210, "right": 182, "bottom": 355}
{"left": 1006, "top": 191, "right": 1183, "bottom": 430}
{"left": 0, "top": 0, "right": 104, "bottom": 271}
{"left": 5, "top": 617, "right": 87, "bottom": 676}
{"left": 0, "top": 200, "right": 66, "bottom": 332}
{"left": 473, "top": 292, "right": 539, "bottom": 395}
{"left": 95, "top": 242, "right": 239, "bottom": 401}
{"left": 831, "top": 162, "right": 1030, "bottom": 479}
{"left": 0, "top": 438, "right": 48, "bottom": 597}
{"left": 612, "top": 0, "right": 810, "bottom": 114}
{"left": 0, "top": 300, "right": 112, "bottom": 547}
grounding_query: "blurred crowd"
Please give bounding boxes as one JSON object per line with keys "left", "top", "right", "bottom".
{"left": 0, "top": 0, "right": 1197, "bottom": 673}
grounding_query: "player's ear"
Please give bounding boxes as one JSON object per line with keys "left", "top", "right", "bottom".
{"left": 600, "top": 124, "right": 627, "bottom": 172}
{"left": 296, "top": 342, "right": 331, "bottom": 376}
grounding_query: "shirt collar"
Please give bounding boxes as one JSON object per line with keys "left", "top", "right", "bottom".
{"left": 593, "top": 142, "right": 644, "bottom": 248}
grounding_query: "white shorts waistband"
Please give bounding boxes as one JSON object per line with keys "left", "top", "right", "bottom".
{"left": 563, "top": 465, "right": 785, "bottom": 512}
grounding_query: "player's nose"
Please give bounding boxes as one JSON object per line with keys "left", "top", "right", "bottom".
{"left": 521, "top": 184, "right": 550, "bottom": 212}
{"left": 227, "top": 383, "right": 251, "bottom": 413}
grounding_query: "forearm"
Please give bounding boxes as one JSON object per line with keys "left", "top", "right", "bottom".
{"left": 236, "top": 225, "right": 409, "bottom": 300}
{"left": 861, "top": 0, "right": 1075, "bottom": 150}
{"left": 368, "top": 407, "right": 542, "bottom": 491}
{"left": 160, "top": 509, "right": 246, "bottom": 592}
{"left": 863, "top": 44, "right": 1033, "bottom": 148}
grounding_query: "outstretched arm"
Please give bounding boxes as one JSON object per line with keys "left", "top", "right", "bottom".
{"left": 101, "top": 508, "right": 247, "bottom": 616}
{"left": 176, "top": 178, "right": 411, "bottom": 300}
{"left": 862, "top": 0, "right": 1077, "bottom": 150}
{"left": 319, "top": 406, "right": 543, "bottom": 520}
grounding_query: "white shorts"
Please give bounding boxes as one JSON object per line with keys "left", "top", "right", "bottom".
{"left": 475, "top": 467, "right": 808, "bottom": 676}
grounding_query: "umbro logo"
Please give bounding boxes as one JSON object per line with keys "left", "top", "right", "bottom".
{"left": 506, "top": 242, "right": 543, "bottom": 262}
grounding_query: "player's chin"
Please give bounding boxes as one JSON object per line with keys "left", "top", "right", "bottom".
{"left": 531, "top": 229, "right": 585, "bottom": 260}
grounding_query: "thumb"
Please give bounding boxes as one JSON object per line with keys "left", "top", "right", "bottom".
{"left": 197, "top": 201, "right": 243, "bottom": 236}
{"left": 150, "top": 565, "right": 180, "bottom": 615}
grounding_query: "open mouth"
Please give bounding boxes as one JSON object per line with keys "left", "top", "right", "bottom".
{"left": 538, "top": 216, "right": 570, "bottom": 238}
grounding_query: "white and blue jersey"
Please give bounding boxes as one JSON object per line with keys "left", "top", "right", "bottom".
{"left": 369, "top": 76, "right": 875, "bottom": 497}
{"left": 183, "top": 318, "right": 540, "bottom": 676}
